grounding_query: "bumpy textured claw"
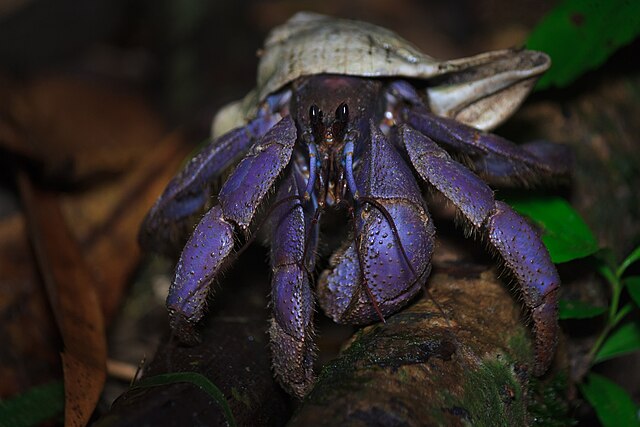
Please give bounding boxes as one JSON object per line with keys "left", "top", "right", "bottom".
{"left": 167, "top": 117, "right": 297, "bottom": 341}
{"left": 269, "top": 167, "right": 318, "bottom": 397}
{"left": 319, "top": 125, "right": 434, "bottom": 324}
{"left": 401, "top": 125, "right": 559, "bottom": 373}
{"left": 140, "top": 111, "right": 280, "bottom": 255}
{"left": 405, "top": 106, "right": 571, "bottom": 186}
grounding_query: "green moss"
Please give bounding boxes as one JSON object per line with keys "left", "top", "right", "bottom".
{"left": 528, "top": 372, "right": 575, "bottom": 427}
{"left": 397, "top": 366, "right": 409, "bottom": 383}
{"left": 306, "top": 331, "right": 376, "bottom": 404}
{"left": 507, "top": 330, "right": 534, "bottom": 364}
{"left": 230, "top": 387, "right": 253, "bottom": 411}
{"left": 459, "top": 359, "right": 527, "bottom": 427}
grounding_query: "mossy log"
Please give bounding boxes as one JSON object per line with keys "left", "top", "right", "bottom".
{"left": 290, "top": 266, "right": 566, "bottom": 427}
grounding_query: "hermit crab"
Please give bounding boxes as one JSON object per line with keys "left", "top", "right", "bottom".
{"left": 140, "top": 12, "right": 570, "bottom": 397}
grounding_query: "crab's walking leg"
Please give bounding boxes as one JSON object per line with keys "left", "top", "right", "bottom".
{"left": 140, "top": 103, "right": 282, "bottom": 254}
{"left": 167, "top": 117, "right": 297, "bottom": 340}
{"left": 269, "top": 166, "right": 319, "bottom": 398}
{"left": 401, "top": 125, "right": 559, "bottom": 374}
{"left": 319, "top": 124, "right": 434, "bottom": 324}
{"left": 404, "top": 106, "right": 571, "bottom": 186}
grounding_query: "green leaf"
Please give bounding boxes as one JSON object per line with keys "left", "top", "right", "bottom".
{"left": 0, "top": 381, "right": 64, "bottom": 427}
{"left": 558, "top": 299, "right": 606, "bottom": 320}
{"left": 595, "top": 321, "right": 640, "bottom": 363}
{"left": 618, "top": 246, "right": 640, "bottom": 278}
{"left": 625, "top": 276, "right": 640, "bottom": 309}
{"left": 527, "top": 0, "right": 640, "bottom": 89}
{"left": 506, "top": 196, "right": 599, "bottom": 263}
{"left": 579, "top": 373, "right": 640, "bottom": 427}
{"left": 132, "top": 372, "right": 236, "bottom": 427}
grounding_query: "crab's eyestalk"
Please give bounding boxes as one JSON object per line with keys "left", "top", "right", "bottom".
{"left": 332, "top": 103, "right": 349, "bottom": 141}
{"left": 309, "top": 104, "right": 324, "bottom": 140}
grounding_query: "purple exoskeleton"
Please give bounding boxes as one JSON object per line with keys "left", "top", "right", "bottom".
{"left": 140, "top": 12, "right": 570, "bottom": 397}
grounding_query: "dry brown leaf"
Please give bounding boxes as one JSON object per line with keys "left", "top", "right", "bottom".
{"left": 18, "top": 171, "right": 107, "bottom": 427}
{"left": 0, "top": 73, "right": 192, "bottom": 406}
{"left": 0, "top": 75, "right": 165, "bottom": 182}
{"left": 61, "top": 130, "right": 191, "bottom": 322}
{"left": 0, "top": 213, "right": 62, "bottom": 397}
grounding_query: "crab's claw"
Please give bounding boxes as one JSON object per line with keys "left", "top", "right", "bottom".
{"left": 318, "top": 125, "right": 434, "bottom": 324}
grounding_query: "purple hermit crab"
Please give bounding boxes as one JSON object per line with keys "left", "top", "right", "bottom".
{"left": 141, "top": 12, "right": 570, "bottom": 397}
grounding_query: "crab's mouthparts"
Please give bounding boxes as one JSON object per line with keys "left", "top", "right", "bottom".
{"left": 323, "top": 129, "right": 335, "bottom": 144}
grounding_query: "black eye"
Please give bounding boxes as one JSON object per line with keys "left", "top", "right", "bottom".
{"left": 336, "top": 103, "right": 348, "bottom": 123}
{"left": 309, "top": 104, "right": 321, "bottom": 124}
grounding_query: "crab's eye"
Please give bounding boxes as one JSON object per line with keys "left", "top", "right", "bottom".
{"left": 335, "top": 103, "right": 348, "bottom": 123}
{"left": 309, "top": 104, "right": 321, "bottom": 125}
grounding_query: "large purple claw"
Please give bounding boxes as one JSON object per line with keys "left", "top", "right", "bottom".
{"left": 319, "top": 125, "right": 434, "bottom": 324}
{"left": 402, "top": 125, "right": 559, "bottom": 373}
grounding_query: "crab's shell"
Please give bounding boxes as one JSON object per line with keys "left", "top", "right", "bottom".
{"left": 213, "top": 12, "right": 550, "bottom": 136}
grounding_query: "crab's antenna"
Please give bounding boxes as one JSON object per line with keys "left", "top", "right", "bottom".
{"left": 343, "top": 133, "right": 359, "bottom": 199}
{"left": 341, "top": 136, "right": 385, "bottom": 322}
{"left": 423, "top": 285, "right": 453, "bottom": 328}
{"left": 304, "top": 141, "right": 319, "bottom": 199}
{"left": 299, "top": 203, "right": 323, "bottom": 284}
{"left": 357, "top": 195, "right": 419, "bottom": 282}
{"left": 359, "top": 196, "right": 450, "bottom": 327}
{"left": 345, "top": 202, "right": 386, "bottom": 324}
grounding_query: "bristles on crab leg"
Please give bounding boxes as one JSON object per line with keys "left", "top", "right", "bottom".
{"left": 269, "top": 168, "right": 318, "bottom": 398}
{"left": 140, "top": 105, "right": 282, "bottom": 255}
{"left": 401, "top": 124, "right": 559, "bottom": 374}
{"left": 167, "top": 117, "right": 297, "bottom": 343}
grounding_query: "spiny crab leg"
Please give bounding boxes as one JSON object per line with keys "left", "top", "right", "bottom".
{"left": 318, "top": 125, "right": 435, "bottom": 324}
{"left": 269, "top": 166, "right": 319, "bottom": 398}
{"left": 140, "top": 107, "right": 282, "bottom": 255}
{"left": 404, "top": 107, "right": 571, "bottom": 186}
{"left": 167, "top": 117, "right": 297, "bottom": 340}
{"left": 400, "top": 125, "right": 559, "bottom": 374}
